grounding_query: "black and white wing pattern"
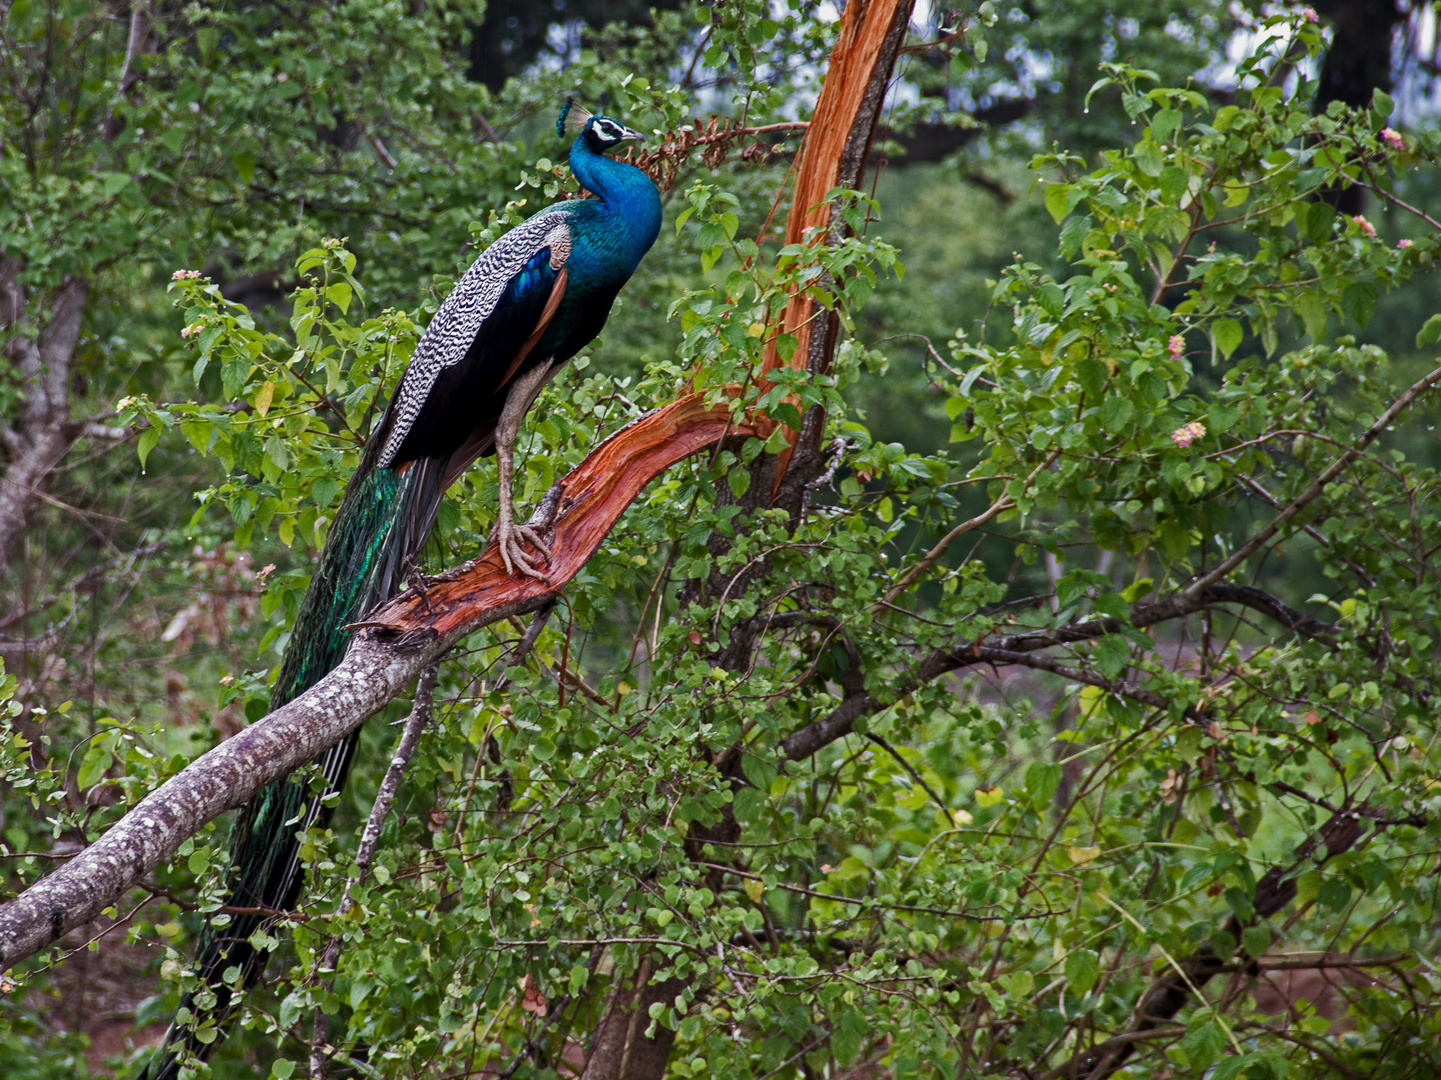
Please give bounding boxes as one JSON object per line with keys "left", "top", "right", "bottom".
{"left": 376, "top": 211, "right": 574, "bottom": 469}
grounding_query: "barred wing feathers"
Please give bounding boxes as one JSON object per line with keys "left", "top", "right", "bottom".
{"left": 377, "top": 212, "right": 573, "bottom": 469}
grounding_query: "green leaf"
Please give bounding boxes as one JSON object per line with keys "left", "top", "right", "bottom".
{"left": 325, "top": 283, "right": 353, "bottom": 314}
{"left": 1241, "top": 924, "right": 1272, "bottom": 959}
{"left": 1303, "top": 200, "right": 1335, "bottom": 244}
{"left": 1183, "top": 1018, "right": 1226, "bottom": 1071}
{"left": 1093, "top": 635, "right": 1131, "bottom": 677}
{"left": 231, "top": 152, "right": 256, "bottom": 186}
{"left": 830, "top": 1009, "right": 866, "bottom": 1064}
{"left": 1207, "top": 402, "right": 1239, "bottom": 433}
{"left": 1294, "top": 290, "right": 1327, "bottom": 342}
{"left": 77, "top": 747, "right": 113, "bottom": 790}
{"left": 1318, "top": 877, "right": 1351, "bottom": 911}
{"left": 1370, "top": 88, "right": 1394, "bottom": 124}
{"left": 732, "top": 787, "right": 764, "bottom": 823}
{"left": 1342, "top": 282, "right": 1378, "bottom": 328}
{"left": 1064, "top": 948, "right": 1099, "bottom": 994}
{"left": 312, "top": 477, "right": 340, "bottom": 509}
{"left": 1044, "top": 184, "right": 1071, "bottom": 224}
{"left": 99, "top": 171, "right": 130, "bottom": 197}
{"left": 1212, "top": 318, "right": 1243, "bottom": 359}
{"left": 1158, "top": 165, "right": 1188, "bottom": 205}
{"left": 137, "top": 424, "right": 161, "bottom": 468}
{"left": 1100, "top": 395, "right": 1134, "bottom": 432}
{"left": 1024, "top": 761, "right": 1061, "bottom": 806}
{"left": 1150, "top": 107, "right": 1182, "bottom": 143}
{"left": 1417, "top": 313, "right": 1441, "bottom": 348}
{"left": 728, "top": 467, "right": 750, "bottom": 499}
{"left": 1134, "top": 139, "right": 1164, "bottom": 178}
{"left": 278, "top": 992, "right": 303, "bottom": 1028}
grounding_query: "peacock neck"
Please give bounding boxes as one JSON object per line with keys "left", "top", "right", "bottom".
{"left": 568, "top": 138, "right": 662, "bottom": 264}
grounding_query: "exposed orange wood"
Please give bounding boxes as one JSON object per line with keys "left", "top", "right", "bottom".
{"left": 370, "top": 1, "right": 913, "bottom": 640}
{"left": 370, "top": 393, "right": 753, "bottom": 642}
{"left": 754, "top": 0, "right": 915, "bottom": 497}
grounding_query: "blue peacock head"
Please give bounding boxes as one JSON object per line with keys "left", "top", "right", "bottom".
{"left": 557, "top": 98, "right": 646, "bottom": 153}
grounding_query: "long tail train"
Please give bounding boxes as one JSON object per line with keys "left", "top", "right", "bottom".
{"left": 145, "top": 443, "right": 450, "bottom": 1079}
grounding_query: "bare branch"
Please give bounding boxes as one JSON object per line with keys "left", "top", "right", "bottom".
{"left": 781, "top": 582, "right": 1336, "bottom": 763}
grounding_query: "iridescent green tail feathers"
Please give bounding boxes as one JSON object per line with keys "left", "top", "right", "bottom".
{"left": 145, "top": 446, "right": 449, "bottom": 1079}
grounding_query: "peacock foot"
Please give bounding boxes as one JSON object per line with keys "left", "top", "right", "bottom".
{"left": 492, "top": 513, "right": 552, "bottom": 581}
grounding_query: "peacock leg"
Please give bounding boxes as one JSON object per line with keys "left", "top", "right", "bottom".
{"left": 492, "top": 360, "right": 555, "bottom": 578}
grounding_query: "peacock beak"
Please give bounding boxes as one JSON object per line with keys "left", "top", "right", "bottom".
{"left": 619, "top": 125, "right": 646, "bottom": 146}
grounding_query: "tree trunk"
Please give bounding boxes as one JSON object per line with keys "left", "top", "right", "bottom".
{"left": 0, "top": 273, "right": 91, "bottom": 576}
{"left": 578, "top": 960, "right": 689, "bottom": 1080}
{"left": 1314, "top": 0, "right": 1403, "bottom": 214}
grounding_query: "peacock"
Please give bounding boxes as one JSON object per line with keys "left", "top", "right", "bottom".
{"left": 146, "top": 100, "right": 661, "bottom": 1078}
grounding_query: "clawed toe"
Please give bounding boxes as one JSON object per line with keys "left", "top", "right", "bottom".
{"left": 516, "top": 525, "right": 552, "bottom": 558}
{"left": 493, "top": 519, "right": 551, "bottom": 581}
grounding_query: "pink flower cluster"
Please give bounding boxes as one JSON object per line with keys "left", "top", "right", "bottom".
{"left": 1302, "top": 7, "right": 1318, "bottom": 23}
{"left": 1171, "top": 421, "right": 1206, "bottom": 448}
{"left": 171, "top": 269, "right": 202, "bottom": 281}
{"left": 1351, "top": 215, "right": 1376, "bottom": 239}
{"left": 1168, "top": 334, "right": 1185, "bottom": 360}
{"left": 180, "top": 322, "right": 201, "bottom": 339}
{"left": 1380, "top": 128, "right": 1405, "bottom": 152}
{"left": 1398, "top": 238, "right": 1414, "bottom": 250}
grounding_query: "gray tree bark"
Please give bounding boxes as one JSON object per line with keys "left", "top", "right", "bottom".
{"left": 0, "top": 390, "right": 743, "bottom": 971}
{"left": 0, "top": 271, "right": 91, "bottom": 575}
{"left": 0, "top": 592, "right": 543, "bottom": 971}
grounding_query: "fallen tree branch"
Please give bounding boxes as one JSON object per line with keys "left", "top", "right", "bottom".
{"left": 0, "top": 393, "right": 753, "bottom": 972}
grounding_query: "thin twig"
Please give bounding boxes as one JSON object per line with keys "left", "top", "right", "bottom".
{"left": 866, "top": 732, "right": 949, "bottom": 817}
{"left": 1186, "top": 361, "right": 1441, "bottom": 597}
{"left": 883, "top": 450, "right": 1058, "bottom": 604}
{"left": 495, "top": 603, "right": 556, "bottom": 694}
{"left": 310, "top": 660, "right": 441, "bottom": 1079}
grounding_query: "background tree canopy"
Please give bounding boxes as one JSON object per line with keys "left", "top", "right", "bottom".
{"left": 3, "top": 1, "right": 1441, "bottom": 1078}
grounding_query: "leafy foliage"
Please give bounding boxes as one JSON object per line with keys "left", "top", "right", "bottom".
{"left": 4, "top": 5, "right": 1441, "bottom": 1080}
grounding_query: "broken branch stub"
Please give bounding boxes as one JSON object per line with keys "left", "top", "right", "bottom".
{"left": 754, "top": 0, "right": 917, "bottom": 493}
